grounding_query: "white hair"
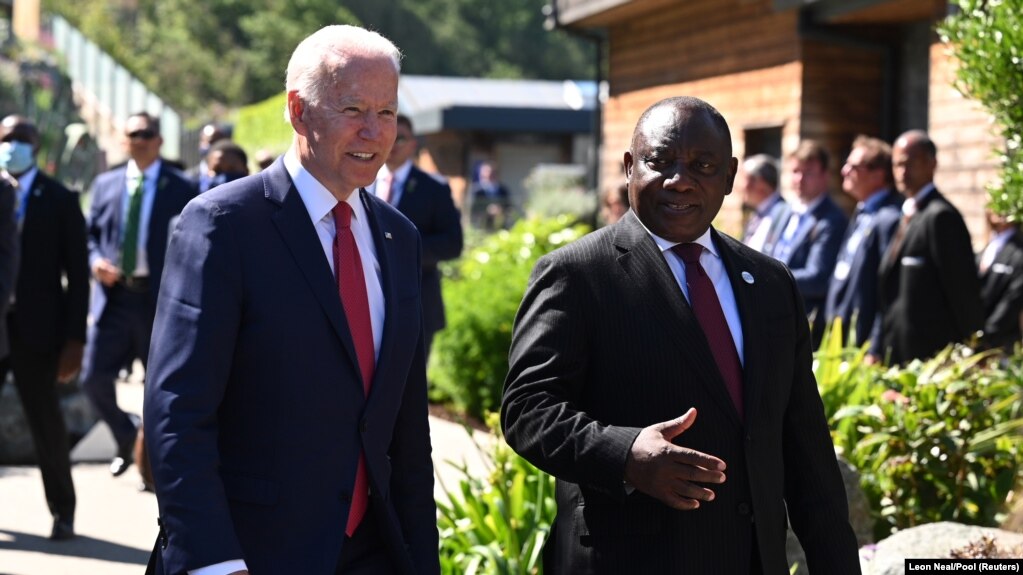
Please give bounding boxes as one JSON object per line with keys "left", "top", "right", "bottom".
{"left": 283, "top": 25, "right": 402, "bottom": 121}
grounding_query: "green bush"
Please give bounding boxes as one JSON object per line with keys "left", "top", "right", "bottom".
{"left": 940, "top": 0, "right": 1023, "bottom": 221}
{"left": 429, "top": 216, "right": 590, "bottom": 420}
{"left": 233, "top": 92, "right": 292, "bottom": 159}
{"left": 437, "top": 413, "right": 556, "bottom": 575}
{"left": 815, "top": 321, "right": 1023, "bottom": 539}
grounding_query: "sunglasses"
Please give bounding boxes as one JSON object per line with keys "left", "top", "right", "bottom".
{"left": 127, "top": 129, "right": 157, "bottom": 140}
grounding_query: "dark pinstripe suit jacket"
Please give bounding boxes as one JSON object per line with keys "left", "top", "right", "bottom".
{"left": 502, "top": 211, "right": 859, "bottom": 574}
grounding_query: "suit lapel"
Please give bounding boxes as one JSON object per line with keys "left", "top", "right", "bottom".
{"left": 358, "top": 190, "right": 402, "bottom": 406}
{"left": 264, "top": 165, "right": 361, "bottom": 375}
{"left": 613, "top": 214, "right": 741, "bottom": 427}
{"left": 713, "top": 231, "right": 761, "bottom": 428}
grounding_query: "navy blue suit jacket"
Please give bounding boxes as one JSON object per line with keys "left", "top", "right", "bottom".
{"left": 393, "top": 165, "right": 462, "bottom": 336}
{"left": 766, "top": 194, "right": 848, "bottom": 334}
{"left": 824, "top": 189, "right": 903, "bottom": 347}
{"left": 144, "top": 158, "right": 438, "bottom": 575}
{"left": 86, "top": 162, "right": 195, "bottom": 320}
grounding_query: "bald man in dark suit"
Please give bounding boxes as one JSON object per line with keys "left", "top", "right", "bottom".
{"left": 502, "top": 96, "right": 859, "bottom": 574}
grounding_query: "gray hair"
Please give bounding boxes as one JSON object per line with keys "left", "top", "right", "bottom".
{"left": 742, "top": 154, "right": 779, "bottom": 190}
{"left": 284, "top": 25, "right": 402, "bottom": 121}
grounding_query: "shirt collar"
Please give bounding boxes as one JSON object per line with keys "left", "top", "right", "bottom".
{"left": 127, "top": 159, "right": 162, "bottom": 184}
{"left": 284, "top": 148, "right": 365, "bottom": 226}
{"left": 382, "top": 159, "right": 413, "bottom": 186}
{"left": 861, "top": 187, "right": 892, "bottom": 213}
{"left": 791, "top": 193, "right": 826, "bottom": 216}
{"left": 639, "top": 221, "right": 718, "bottom": 260}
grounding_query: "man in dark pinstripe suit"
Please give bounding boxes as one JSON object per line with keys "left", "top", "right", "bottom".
{"left": 502, "top": 96, "right": 859, "bottom": 574}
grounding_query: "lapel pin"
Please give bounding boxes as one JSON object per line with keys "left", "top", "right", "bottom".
{"left": 741, "top": 271, "right": 755, "bottom": 284}
{"left": 384, "top": 232, "right": 393, "bottom": 240}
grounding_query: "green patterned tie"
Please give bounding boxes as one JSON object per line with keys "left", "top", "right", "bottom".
{"left": 121, "top": 174, "right": 144, "bottom": 276}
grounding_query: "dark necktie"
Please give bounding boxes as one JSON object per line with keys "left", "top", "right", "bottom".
{"left": 121, "top": 174, "right": 145, "bottom": 277}
{"left": 333, "top": 201, "right": 375, "bottom": 536}
{"left": 672, "top": 243, "right": 744, "bottom": 419}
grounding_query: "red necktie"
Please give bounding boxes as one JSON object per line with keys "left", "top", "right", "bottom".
{"left": 672, "top": 243, "right": 744, "bottom": 420}
{"left": 333, "top": 201, "right": 375, "bottom": 536}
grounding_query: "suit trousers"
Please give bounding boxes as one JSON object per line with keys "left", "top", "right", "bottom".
{"left": 81, "top": 286, "right": 153, "bottom": 448}
{"left": 0, "top": 311, "right": 76, "bottom": 522}
{"left": 336, "top": 501, "right": 396, "bottom": 574}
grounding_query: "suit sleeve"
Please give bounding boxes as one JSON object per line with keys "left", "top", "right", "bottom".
{"left": 0, "top": 184, "right": 17, "bottom": 333}
{"left": 779, "top": 267, "right": 861, "bottom": 573}
{"left": 388, "top": 287, "right": 441, "bottom": 574}
{"left": 502, "top": 255, "right": 641, "bottom": 496}
{"left": 419, "top": 181, "right": 463, "bottom": 268}
{"left": 59, "top": 190, "right": 90, "bottom": 343}
{"left": 86, "top": 179, "right": 107, "bottom": 271}
{"left": 929, "top": 208, "right": 984, "bottom": 339}
{"left": 791, "top": 210, "right": 847, "bottom": 301}
{"left": 144, "top": 196, "right": 246, "bottom": 572}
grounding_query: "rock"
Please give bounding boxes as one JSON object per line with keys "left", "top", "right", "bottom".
{"left": 861, "top": 522, "right": 1023, "bottom": 575}
{"left": 0, "top": 376, "right": 99, "bottom": 464}
{"left": 787, "top": 456, "right": 873, "bottom": 574}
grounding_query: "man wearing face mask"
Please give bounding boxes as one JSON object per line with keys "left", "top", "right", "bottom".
{"left": 0, "top": 115, "right": 88, "bottom": 540}
{"left": 187, "top": 122, "right": 230, "bottom": 194}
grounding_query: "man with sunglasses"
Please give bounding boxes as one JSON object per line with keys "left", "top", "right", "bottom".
{"left": 82, "top": 111, "right": 196, "bottom": 479}
{"left": 373, "top": 114, "right": 462, "bottom": 358}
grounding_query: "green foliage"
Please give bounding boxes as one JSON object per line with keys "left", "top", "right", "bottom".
{"left": 436, "top": 413, "right": 556, "bottom": 575}
{"left": 940, "top": 0, "right": 1023, "bottom": 222}
{"left": 44, "top": 0, "right": 595, "bottom": 121}
{"left": 233, "top": 93, "right": 291, "bottom": 158}
{"left": 429, "top": 216, "right": 590, "bottom": 419}
{"left": 815, "top": 321, "right": 1023, "bottom": 539}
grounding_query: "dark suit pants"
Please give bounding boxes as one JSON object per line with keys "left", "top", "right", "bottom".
{"left": 0, "top": 315, "right": 76, "bottom": 522}
{"left": 81, "top": 286, "right": 152, "bottom": 448}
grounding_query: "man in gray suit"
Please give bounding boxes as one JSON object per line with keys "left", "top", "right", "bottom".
{"left": 502, "top": 96, "right": 859, "bottom": 574}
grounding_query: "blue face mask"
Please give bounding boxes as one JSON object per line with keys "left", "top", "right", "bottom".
{"left": 0, "top": 141, "right": 35, "bottom": 174}
{"left": 207, "top": 171, "right": 246, "bottom": 191}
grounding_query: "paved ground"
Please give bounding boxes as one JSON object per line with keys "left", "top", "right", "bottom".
{"left": 0, "top": 376, "right": 491, "bottom": 575}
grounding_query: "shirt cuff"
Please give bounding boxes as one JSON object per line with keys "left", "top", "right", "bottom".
{"left": 188, "top": 559, "right": 248, "bottom": 575}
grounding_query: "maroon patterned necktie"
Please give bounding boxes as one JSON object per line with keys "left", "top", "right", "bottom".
{"left": 333, "top": 201, "right": 375, "bottom": 536}
{"left": 671, "top": 243, "right": 744, "bottom": 419}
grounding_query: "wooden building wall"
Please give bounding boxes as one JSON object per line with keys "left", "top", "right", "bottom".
{"left": 928, "top": 42, "right": 1002, "bottom": 248}
{"left": 602, "top": 0, "right": 802, "bottom": 237}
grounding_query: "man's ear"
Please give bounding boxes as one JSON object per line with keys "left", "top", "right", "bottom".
{"left": 725, "top": 157, "right": 738, "bottom": 195}
{"left": 623, "top": 151, "right": 634, "bottom": 178}
{"left": 287, "top": 91, "right": 306, "bottom": 134}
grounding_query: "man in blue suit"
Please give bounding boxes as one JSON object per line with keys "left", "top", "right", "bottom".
{"left": 144, "top": 25, "right": 439, "bottom": 575}
{"left": 825, "top": 135, "right": 903, "bottom": 349}
{"left": 373, "top": 114, "right": 462, "bottom": 357}
{"left": 766, "top": 140, "right": 848, "bottom": 347}
{"left": 82, "top": 111, "right": 195, "bottom": 478}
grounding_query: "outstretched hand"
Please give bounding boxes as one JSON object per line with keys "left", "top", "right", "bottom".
{"left": 623, "top": 408, "right": 726, "bottom": 511}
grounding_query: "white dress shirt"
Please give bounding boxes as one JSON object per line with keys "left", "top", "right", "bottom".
{"left": 373, "top": 159, "right": 412, "bottom": 206}
{"left": 643, "top": 225, "right": 745, "bottom": 365}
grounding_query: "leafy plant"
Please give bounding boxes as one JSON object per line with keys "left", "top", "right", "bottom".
{"left": 436, "top": 413, "right": 556, "bottom": 575}
{"left": 815, "top": 323, "right": 1023, "bottom": 539}
{"left": 429, "top": 216, "right": 589, "bottom": 419}
{"left": 940, "top": 0, "right": 1023, "bottom": 221}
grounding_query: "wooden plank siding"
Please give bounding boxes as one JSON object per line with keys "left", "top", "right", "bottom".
{"left": 928, "top": 42, "right": 1003, "bottom": 247}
